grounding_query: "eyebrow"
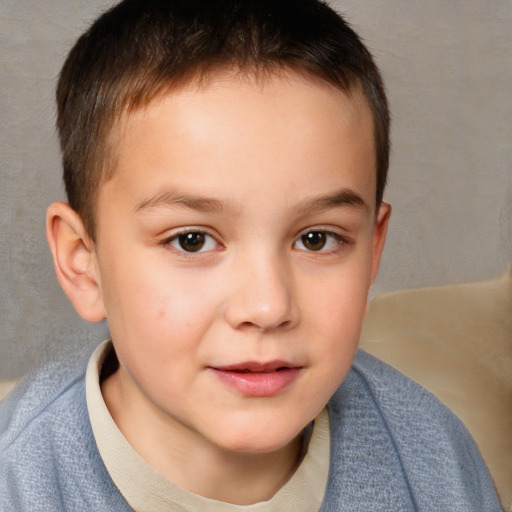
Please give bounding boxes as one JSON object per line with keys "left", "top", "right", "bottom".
{"left": 135, "top": 190, "right": 238, "bottom": 215}
{"left": 135, "top": 187, "right": 368, "bottom": 215}
{"left": 293, "top": 188, "right": 369, "bottom": 215}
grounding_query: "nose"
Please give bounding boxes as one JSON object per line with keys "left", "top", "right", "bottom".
{"left": 223, "top": 251, "right": 299, "bottom": 333}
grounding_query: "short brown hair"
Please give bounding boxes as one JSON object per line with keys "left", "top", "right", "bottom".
{"left": 57, "top": 0, "right": 390, "bottom": 237}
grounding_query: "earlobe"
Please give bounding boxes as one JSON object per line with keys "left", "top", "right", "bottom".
{"left": 46, "top": 202, "right": 106, "bottom": 322}
{"left": 370, "top": 202, "right": 391, "bottom": 285}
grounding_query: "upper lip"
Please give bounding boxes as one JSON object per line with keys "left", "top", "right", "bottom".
{"left": 211, "top": 361, "right": 300, "bottom": 373}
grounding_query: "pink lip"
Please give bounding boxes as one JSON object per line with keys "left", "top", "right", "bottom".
{"left": 209, "top": 361, "right": 302, "bottom": 397}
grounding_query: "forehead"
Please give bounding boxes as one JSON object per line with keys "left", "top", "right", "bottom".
{"left": 102, "top": 71, "right": 376, "bottom": 215}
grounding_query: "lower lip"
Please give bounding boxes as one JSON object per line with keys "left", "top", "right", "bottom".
{"left": 210, "top": 368, "right": 301, "bottom": 397}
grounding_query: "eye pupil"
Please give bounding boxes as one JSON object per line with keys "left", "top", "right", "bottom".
{"left": 178, "top": 232, "right": 205, "bottom": 252}
{"left": 302, "top": 231, "right": 326, "bottom": 251}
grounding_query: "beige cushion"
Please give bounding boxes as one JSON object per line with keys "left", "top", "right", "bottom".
{"left": 360, "top": 271, "right": 511, "bottom": 510}
{"left": 0, "top": 380, "right": 17, "bottom": 402}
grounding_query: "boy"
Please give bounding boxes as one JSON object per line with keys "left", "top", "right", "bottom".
{"left": 0, "top": 0, "right": 502, "bottom": 510}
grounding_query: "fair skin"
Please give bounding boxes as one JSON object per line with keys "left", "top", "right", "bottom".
{"left": 47, "top": 71, "right": 390, "bottom": 504}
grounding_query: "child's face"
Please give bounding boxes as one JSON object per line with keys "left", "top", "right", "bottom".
{"left": 93, "top": 71, "right": 389, "bottom": 456}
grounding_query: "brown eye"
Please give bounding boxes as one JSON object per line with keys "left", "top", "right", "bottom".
{"left": 301, "top": 231, "right": 327, "bottom": 251}
{"left": 166, "top": 230, "right": 219, "bottom": 254}
{"left": 178, "top": 232, "right": 206, "bottom": 252}
{"left": 294, "top": 230, "right": 345, "bottom": 252}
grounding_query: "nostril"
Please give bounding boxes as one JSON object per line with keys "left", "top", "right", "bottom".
{"left": 237, "top": 319, "right": 292, "bottom": 332}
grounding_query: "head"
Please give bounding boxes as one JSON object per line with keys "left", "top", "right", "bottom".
{"left": 47, "top": 0, "right": 391, "bottom": 499}
{"left": 56, "top": 0, "right": 389, "bottom": 239}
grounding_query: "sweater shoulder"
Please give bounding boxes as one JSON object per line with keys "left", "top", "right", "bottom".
{"left": 0, "top": 350, "right": 131, "bottom": 511}
{"left": 350, "top": 348, "right": 453, "bottom": 414}
{"left": 0, "top": 354, "right": 88, "bottom": 450}
{"left": 322, "top": 349, "right": 502, "bottom": 511}
{"left": 342, "top": 349, "right": 474, "bottom": 450}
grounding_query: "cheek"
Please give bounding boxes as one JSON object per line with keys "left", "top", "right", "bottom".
{"left": 300, "top": 263, "right": 371, "bottom": 362}
{"left": 307, "top": 265, "right": 370, "bottom": 325}
{"left": 313, "top": 295, "right": 366, "bottom": 359}
{"left": 108, "top": 265, "right": 222, "bottom": 357}
{"left": 151, "top": 267, "right": 226, "bottom": 323}
{"left": 104, "top": 274, "right": 217, "bottom": 390}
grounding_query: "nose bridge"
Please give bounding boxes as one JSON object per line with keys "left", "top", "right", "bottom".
{"left": 224, "top": 244, "right": 298, "bottom": 332}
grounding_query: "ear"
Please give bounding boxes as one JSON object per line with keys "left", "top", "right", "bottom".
{"left": 46, "top": 202, "right": 106, "bottom": 322}
{"left": 370, "top": 202, "right": 391, "bottom": 285}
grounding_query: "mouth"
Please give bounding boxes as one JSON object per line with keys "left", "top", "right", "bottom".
{"left": 213, "top": 361, "right": 298, "bottom": 373}
{"left": 209, "top": 361, "right": 302, "bottom": 397}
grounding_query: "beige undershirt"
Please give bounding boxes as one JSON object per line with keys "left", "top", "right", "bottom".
{"left": 86, "top": 340, "right": 330, "bottom": 512}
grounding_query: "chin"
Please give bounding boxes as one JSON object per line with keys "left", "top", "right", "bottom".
{"left": 208, "top": 416, "right": 306, "bottom": 456}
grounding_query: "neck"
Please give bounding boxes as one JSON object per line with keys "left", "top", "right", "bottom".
{"left": 157, "top": 432, "right": 304, "bottom": 504}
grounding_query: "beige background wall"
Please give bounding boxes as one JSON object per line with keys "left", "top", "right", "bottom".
{"left": 1, "top": 0, "right": 511, "bottom": 379}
